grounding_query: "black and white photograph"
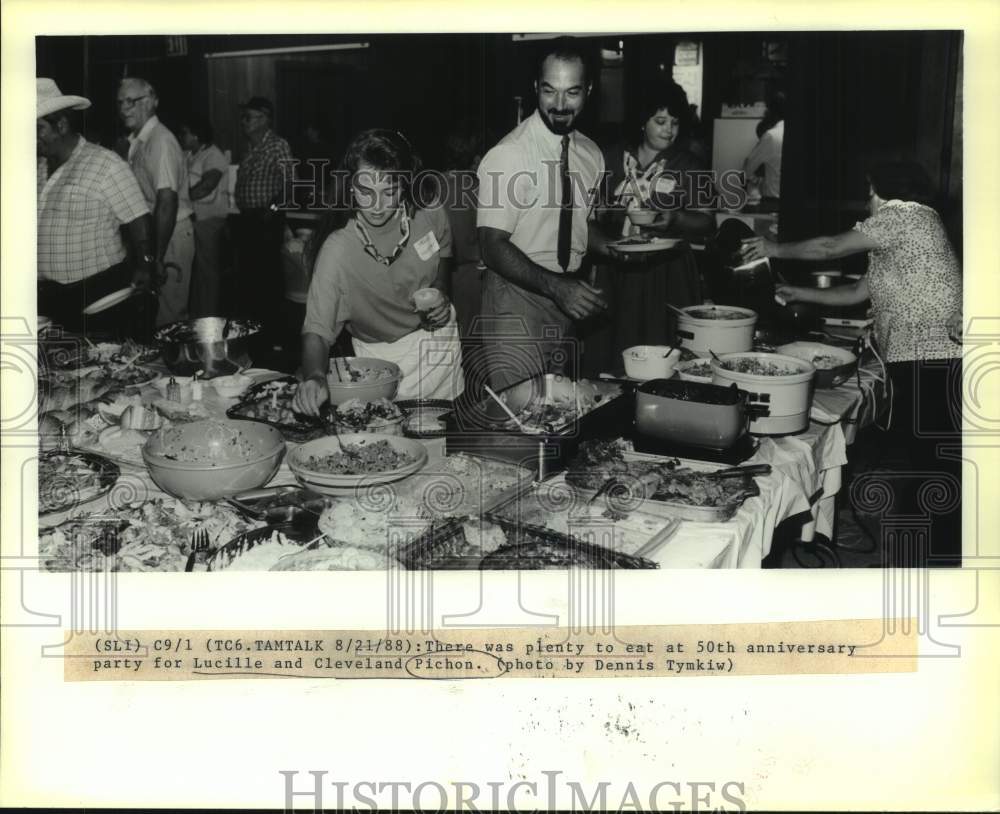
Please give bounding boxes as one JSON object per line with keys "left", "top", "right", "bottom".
{"left": 33, "top": 28, "right": 964, "bottom": 571}
{"left": 3, "top": 1, "right": 999, "bottom": 811}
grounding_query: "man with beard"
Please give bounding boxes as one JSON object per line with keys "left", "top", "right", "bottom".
{"left": 476, "top": 37, "right": 613, "bottom": 390}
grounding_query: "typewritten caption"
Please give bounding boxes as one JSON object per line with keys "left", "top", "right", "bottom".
{"left": 65, "top": 620, "right": 914, "bottom": 681}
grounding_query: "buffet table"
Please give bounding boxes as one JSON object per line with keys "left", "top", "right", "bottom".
{"left": 41, "top": 361, "right": 882, "bottom": 570}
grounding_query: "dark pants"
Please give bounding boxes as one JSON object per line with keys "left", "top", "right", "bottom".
{"left": 230, "top": 210, "right": 286, "bottom": 347}
{"left": 581, "top": 248, "right": 703, "bottom": 378}
{"left": 880, "top": 357, "right": 963, "bottom": 567}
{"left": 477, "top": 268, "right": 576, "bottom": 392}
{"left": 38, "top": 261, "right": 157, "bottom": 342}
{"left": 189, "top": 215, "right": 229, "bottom": 318}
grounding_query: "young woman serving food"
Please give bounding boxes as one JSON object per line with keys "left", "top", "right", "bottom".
{"left": 293, "top": 129, "right": 464, "bottom": 416}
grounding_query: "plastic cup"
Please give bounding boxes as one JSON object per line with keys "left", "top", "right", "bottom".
{"left": 413, "top": 287, "right": 444, "bottom": 313}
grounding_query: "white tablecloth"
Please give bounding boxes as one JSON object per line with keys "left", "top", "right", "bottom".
{"left": 47, "top": 367, "right": 878, "bottom": 570}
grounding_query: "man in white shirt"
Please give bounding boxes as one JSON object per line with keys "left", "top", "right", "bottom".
{"left": 743, "top": 92, "right": 785, "bottom": 202}
{"left": 180, "top": 116, "right": 230, "bottom": 316}
{"left": 119, "top": 76, "right": 195, "bottom": 326}
{"left": 476, "top": 37, "right": 614, "bottom": 389}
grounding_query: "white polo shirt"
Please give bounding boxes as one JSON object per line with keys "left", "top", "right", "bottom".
{"left": 476, "top": 110, "right": 604, "bottom": 274}
{"left": 127, "top": 115, "right": 193, "bottom": 222}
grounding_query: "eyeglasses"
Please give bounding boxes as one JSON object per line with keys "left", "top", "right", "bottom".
{"left": 117, "top": 95, "right": 148, "bottom": 109}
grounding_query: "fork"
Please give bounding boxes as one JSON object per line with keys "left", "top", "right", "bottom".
{"left": 184, "top": 527, "right": 210, "bottom": 572}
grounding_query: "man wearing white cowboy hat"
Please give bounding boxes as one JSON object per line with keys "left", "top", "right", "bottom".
{"left": 37, "top": 77, "right": 157, "bottom": 338}
{"left": 118, "top": 76, "right": 195, "bottom": 327}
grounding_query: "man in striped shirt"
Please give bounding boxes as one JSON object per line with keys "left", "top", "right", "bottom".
{"left": 233, "top": 96, "right": 293, "bottom": 349}
{"left": 36, "top": 78, "right": 157, "bottom": 337}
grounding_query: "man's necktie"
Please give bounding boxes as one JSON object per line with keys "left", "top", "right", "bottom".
{"left": 557, "top": 134, "right": 573, "bottom": 273}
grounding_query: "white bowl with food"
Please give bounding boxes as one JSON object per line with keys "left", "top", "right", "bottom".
{"left": 622, "top": 345, "right": 682, "bottom": 380}
{"left": 627, "top": 207, "right": 658, "bottom": 226}
{"left": 777, "top": 341, "right": 857, "bottom": 388}
{"left": 711, "top": 352, "right": 816, "bottom": 435}
{"left": 325, "top": 357, "right": 402, "bottom": 405}
{"left": 210, "top": 373, "right": 253, "bottom": 399}
{"left": 287, "top": 432, "right": 429, "bottom": 490}
{"left": 674, "top": 358, "right": 715, "bottom": 383}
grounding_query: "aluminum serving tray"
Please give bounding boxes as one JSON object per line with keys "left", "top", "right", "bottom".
{"left": 390, "top": 451, "right": 536, "bottom": 520}
{"left": 555, "top": 451, "right": 760, "bottom": 523}
{"left": 226, "top": 376, "right": 329, "bottom": 443}
{"left": 444, "top": 377, "right": 632, "bottom": 480}
{"left": 484, "top": 480, "right": 677, "bottom": 563}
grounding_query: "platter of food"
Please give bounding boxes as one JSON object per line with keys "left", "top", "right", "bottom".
{"left": 485, "top": 479, "right": 679, "bottom": 560}
{"left": 491, "top": 376, "right": 622, "bottom": 435}
{"left": 560, "top": 438, "right": 760, "bottom": 522}
{"left": 38, "top": 449, "right": 120, "bottom": 518}
{"left": 398, "top": 519, "right": 510, "bottom": 570}
{"left": 390, "top": 452, "right": 535, "bottom": 520}
{"left": 314, "top": 496, "right": 437, "bottom": 552}
{"left": 40, "top": 363, "right": 158, "bottom": 412}
{"left": 333, "top": 398, "right": 404, "bottom": 435}
{"left": 479, "top": 534, "right": 660, "bottom": 570}
{"left": 39, "top": 496, "right": 266, "bottom": 571}
{"left": 608, "top": 236, "right": 682, "bottom": 254}
{"left": 288, "top": 433, "right": 429, "bottom": 490}
{"left": 226, "top": 376, "right": 327, "bottom": 442}
{"left": 269, "top": 543, "right": 403, "bottom": 571}
{"left": 400, "top": 516, "right": 660, "bottom": 570}
{"left": 48, "top": 338, "right": 159, "bottom": 370}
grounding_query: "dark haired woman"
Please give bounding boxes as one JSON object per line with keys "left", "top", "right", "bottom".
{"left": 741, "top": 162, "right": 963, "bottom": 566}
{"left": 585, "top": 80, "right": 715, "bottom": 375}
{"left": 179, "top": 116, "right": 229, "bottom": 316}
{"left": 293, "top": 129, "right": 463, "bottom": 415}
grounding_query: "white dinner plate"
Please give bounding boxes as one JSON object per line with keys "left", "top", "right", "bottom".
{"left": 288, "top": 433, "right": 429, "bottom": 488}
{"left": 609, "top": 237, "right": 682, "bottom": 254}
{"left": 82, "top": 286, "right": 136, "bottom": 315}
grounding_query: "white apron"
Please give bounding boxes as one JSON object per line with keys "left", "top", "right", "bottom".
{"left": 353, "top": 306, "right": 465, "bottom": 401}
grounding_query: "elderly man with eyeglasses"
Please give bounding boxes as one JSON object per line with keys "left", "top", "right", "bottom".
{"left": 118, "top": 76, "right": 195, "bottom": 327}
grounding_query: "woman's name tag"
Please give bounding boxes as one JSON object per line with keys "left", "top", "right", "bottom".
{"left": 414, "top": 231, "right": 440, "bottom": 261}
